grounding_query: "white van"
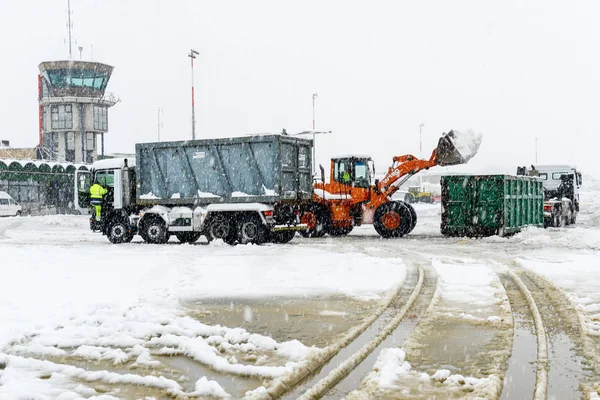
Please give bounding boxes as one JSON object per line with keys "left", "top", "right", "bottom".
{"left": 0, "top": 191, "right": 22, "bottom": 217}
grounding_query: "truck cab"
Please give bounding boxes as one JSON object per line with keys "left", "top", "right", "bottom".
{"left": 89, "top": 158, "right": 138, "bottom": 232}
{"left": 517, "top": 164, "right": 582, "bottom": 227}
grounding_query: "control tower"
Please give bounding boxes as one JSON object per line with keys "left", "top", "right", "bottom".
{"left": 38, "top": 61, "right": 117, "bottom": 163}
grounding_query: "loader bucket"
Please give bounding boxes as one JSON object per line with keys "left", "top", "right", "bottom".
{"left": 436, "top": 129, "right": 482, "bottom": 166}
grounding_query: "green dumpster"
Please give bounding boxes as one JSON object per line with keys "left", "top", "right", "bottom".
{"left": 441, "top": 175, "right": 544, "bottom": 237}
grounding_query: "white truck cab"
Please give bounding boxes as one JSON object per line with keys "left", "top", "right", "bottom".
{"left": 0, "top": 191, "right": 23, "bottom": 217}
{"left": 518, "top": 164, "right": 582, "bottom": 227}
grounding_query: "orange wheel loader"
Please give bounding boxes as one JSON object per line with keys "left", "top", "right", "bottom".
{"left": 300, "top": 130, "right": 480, "bottom": 238}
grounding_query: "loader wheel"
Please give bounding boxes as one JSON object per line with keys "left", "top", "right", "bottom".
{"left": 141, "top": 216, "right": 169, "bottom": 244}
{"left": 374, "top": 201, "right": 413, "bottom": 238}
{"left": 300, "top": 204, "right": 330, "bottom": 238}
{"left": 107, "top": 220, "right": 133, "bottom": 244}
{"left": 176, "top": 232, "right": 202, "bottom": 244}
{"left": 404, "top": 193, "right": 414, "bottom": 204}
{"left": 405, "top": 202, "right": 418, "bottom": 233}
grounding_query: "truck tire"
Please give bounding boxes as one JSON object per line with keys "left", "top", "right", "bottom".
{"left": 271, "top": 230, "right": 296, "bottom": 244}
{"left": 140, "top": 216, "right": 169, "bottom": 244}
{"left": 237, "top": 214, "right": 266, "bottom": 245}
{"left": 176, "top": 232, "right": 202, "bottom": 244}
{"left": 207, "top": 213, "right": 237, "bottom": 245}
{"left": 404, "top": 193, "right": 413, "bottom": 204}
{"left": 300, "top": 204, "right": 330, "bottom": 238}
{"left": 107, "top": 220, "right": 133, "bottom": 244}
{"left": 405, "top": 202, "right": 418, "bottom": 233}
{"left": 374, "top": 201, "right": 413, "bottom": 238}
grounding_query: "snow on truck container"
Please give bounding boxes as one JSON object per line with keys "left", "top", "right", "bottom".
{"left": 135, "top": 135, "right": 313, "bottom": 205}
{"left": 441, "top": 175, "right": 543, "bottom": 237}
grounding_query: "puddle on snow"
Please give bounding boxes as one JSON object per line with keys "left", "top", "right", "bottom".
{"left": 184, "top": 295, "right": 380, "bottom": 348}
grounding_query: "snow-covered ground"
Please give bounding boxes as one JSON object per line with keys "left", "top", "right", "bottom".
{"left": 1, "top": 174, "right": 599, "bottom": 399}
{"left": 0, "top": 215, "right": 406, "bottom": 398}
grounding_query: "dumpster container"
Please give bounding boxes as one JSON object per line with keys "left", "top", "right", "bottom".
{"left": 441, "top": 175, "right": 543, "bottom": 237}
{"left": 136, "top": 135, "right": 313, "bottom": 206}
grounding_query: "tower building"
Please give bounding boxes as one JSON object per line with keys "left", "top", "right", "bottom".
{"left": 38, "top": 60, "right": 117, "bottom": 163}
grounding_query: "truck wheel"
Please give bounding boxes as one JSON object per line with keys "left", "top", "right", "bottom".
{"left": 374, "top": 201, "right": 413, "bottom": 238}
{"left": 237, "top": 214, "right": 266, "bottom": 245}
{"left": 404, "top": 194, "right": 413, "bottom": 204}
{"left": 271, "top": 230, "right": 296, "bottom": 244}
{"left": 141, "top": 216, "right": 169, "bottom": 244}
{"left": 176, "top": 232, "right": 202, "bottom": 244}
{"left": 405, "top": 202, "right": 418, "bottom": 233}
{"left": 107, "top": 220, "right": 133, "bottom": 244}
{"left": 300, "top": 204, "right": 329, "bottom": 238}
{"left": 207, "top": 214, "right": 236, "bottom": 244}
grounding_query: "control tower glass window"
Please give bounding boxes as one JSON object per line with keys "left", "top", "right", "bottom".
{"left": 45, "top": 69, "right": 109, "bottom": 91}
{"left": 51, "top": 105, "right": 73, "bottom": 129}
{"left": 93, "top": 106, "right": 108, "bottom": 131}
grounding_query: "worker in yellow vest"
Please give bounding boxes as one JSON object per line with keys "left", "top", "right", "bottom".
{"left": 89, "top": 179, "right": 108, "bottom": 221}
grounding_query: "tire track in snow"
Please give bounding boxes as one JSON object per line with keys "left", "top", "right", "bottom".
{"left": 502, "top": 267, "right": 589, "bottom": 400}
{"left": 256, "top": 264, "right": 431, "bottom": 399}
{"left": 274, "top": 265, "right": 435, "bottom": 400}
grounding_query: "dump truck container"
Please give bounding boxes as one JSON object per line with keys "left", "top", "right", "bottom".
{"left": 135, "top": 135, "right": 313, "bottom": 206}
{"left": 441, "top": 175, "right": 543, "bottom": 237}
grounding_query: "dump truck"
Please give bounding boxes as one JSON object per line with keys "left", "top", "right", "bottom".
{"left": 85, "top": 135, "right": 312, "bottom": 244}
{"left": 300, "top": 130, "right": 482, "bottom": 238}
{"left": 516, "top": 164, "right": 582, "bottom": 227}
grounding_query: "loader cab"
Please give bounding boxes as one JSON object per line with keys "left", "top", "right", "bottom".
{"left": 331, "top": 156, "right": 375, "bottom": 189}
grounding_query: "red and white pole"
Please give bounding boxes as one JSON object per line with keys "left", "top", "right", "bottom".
{"left": 189, "top": 49, "right": 199, "bottom": 140}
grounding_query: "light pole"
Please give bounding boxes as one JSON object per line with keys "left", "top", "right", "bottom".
{"left": 419, "top": 123, "right": 425, "bottom": 191}
{"left": 312, "top": 93, "right": 318, "bottom": 172}
{"left": 419, "top": 123, "right": 425, "bottom": 159}
{"left": 157, "top": 108, "right": 163, "bottom": 141}
{"left": 312, "top": 93, "right": 318, "bottom": 130}
{"left": 189, "top": 49, "right": 199, "bottom": 140}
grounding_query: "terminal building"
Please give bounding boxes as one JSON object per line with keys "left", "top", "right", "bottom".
{"left": 38, "top": 60, "right": 117, "bottom": 163}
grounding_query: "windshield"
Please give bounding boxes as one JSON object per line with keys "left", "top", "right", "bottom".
{"left": 354, "top": 160, "right": 371, "bottom": 188}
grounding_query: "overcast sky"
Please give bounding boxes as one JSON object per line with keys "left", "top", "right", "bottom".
{"left": 1, "top": 0, "right": 598, "bottom": 174}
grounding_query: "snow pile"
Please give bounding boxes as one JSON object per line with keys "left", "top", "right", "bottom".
{"left": 350, "top": 346, "right": 500, "bottom": 398}
{"left": 191, "top": 376, "right": 231, "bottom": 398}
{"left": 373, "top": 348, "right": 412, "bottom": 389}
{"left": 448, "top": 129, "right": 482, "bottom": 162}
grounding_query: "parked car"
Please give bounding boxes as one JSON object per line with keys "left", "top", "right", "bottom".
{"left": 0, "top": 191, "right": 23, "bottom": 217}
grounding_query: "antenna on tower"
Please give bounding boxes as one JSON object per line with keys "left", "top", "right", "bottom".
{"left": 66, "top": 0, "right": 73, "bottom": 59}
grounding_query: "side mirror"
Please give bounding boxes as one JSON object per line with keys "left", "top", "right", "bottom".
{"left": 319, "top": 164, "right": 325, "bottom": 183}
